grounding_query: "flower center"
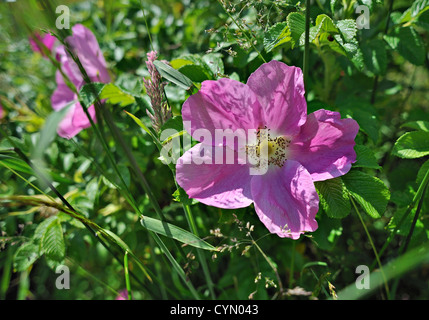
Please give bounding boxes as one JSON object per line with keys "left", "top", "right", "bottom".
{"left": 245, "top": 127, "right": 291, "bottom": 168}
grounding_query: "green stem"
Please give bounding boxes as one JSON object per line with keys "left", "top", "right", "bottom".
{"left": 182, "top": 203, "right": 216, "bottom": 299}
{"left": 303, "top": 0, "right": 311, "bottom": 91}
{"left": 350, "top": 195, "right": 390, "bottom": 298}
{"left": 124, "top": 251, "right": 132, "bottom": 300}
{"left": 289, "top": 240, "right": 296, "bottom": 289}
{"left": 389, "top": 182, "right": 428, "bottom": 299}
{"left": 371, "top": 168, "right": 429, "bottom": 269}
{"left": 253, "top": 240, "right": 284, "bottom": 295}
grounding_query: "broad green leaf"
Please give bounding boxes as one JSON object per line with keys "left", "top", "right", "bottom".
{"left": 336, "top": 19, "right": 357, "bottom": 43}
{"left": 361, "top": 39, "right": 387, "bottom": 76}
{"left": 263, "top": 22, "right": 292, "bottom": 52}
{"left": 140, "top": 216, "right": 216, "bottom": 251}
{"left": 385, "top": 27, "right": 425, "bottom": 66}
{"left": 392, "top": 131, "right": 429, "bottom": 159}
{"left": 400, "top": 0, "right": 429, "bottom": 23}
{"left": 13, "top": 242, "right": 40, "bottom": 272}
{"left": 178, "top": 64, "right": 211, "bottom": 82}
{"left": 33, "top": 216, "right": 58, "bottom": 243}
{"left": 343, "top": 170, "right": 390, "bottom": 218}
{"left": 415, "top": 10, "right": 429, "bottom": 30}
{"left": 202, "top": 53, "right": 225, "bottom": 76}
{"left": 416, "top": 160, "right": 429, "bottom": 184}
{"left": 287, "top": 12, "right": 305, "bottom": 47}
{"left": 315, "top": 177, "right": 351, "bottom": 219}
{"left": 172, "top": 187, "right": 199, "bottom": 206}
{"left": 354, "top": 144, "right": 382, "bottom": 169}
{"left": 41, "top": 218, "right": 65, "bottom": 262}
{"left": 401, "top": 120, "right": 429, "bottom": 132}
{"left": 170, "top": 58, "right": 194, "bottom": 69}
{"left": 78, "top": 82, "right": 106, "bottom": 108}
{"left": 397, "top": 27, "right": 425, "bottom": 66}
{"left": 153, "top": 60, "right": 194, "bottom": 91}
{"left": 99, "top": 83, "right": 137, "bottom": 107}
{"left": 316, "top": 14, "right": 338, "bottom": 33}
{"left": 344, "top": 105, "right": 379, "bottom": 143}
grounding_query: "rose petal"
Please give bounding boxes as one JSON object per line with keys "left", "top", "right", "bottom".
{"left": 250, "top": 160, "right": 319, "bottom": 239}
{"left": 247, "top": 60, "right": 307, "bottom": 136}
{"left": 176, "top": 143, "right": 253, "bottom": 209}
{"left": 288, "top": 109, "right": 359, "bottom": 181}
{"left": 182, "top": 78, "right": 263, "bottom": 148}
{"left": 66, "top": 24, "right": 111, "bottom": 83}
{"left": 51, "top": 71, "right": 76, "bottom": 111}
{"left": 57, "top": 100, "right": 96, "bottom": 139}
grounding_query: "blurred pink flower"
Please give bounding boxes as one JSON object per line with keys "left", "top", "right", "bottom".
{"left": 29, "top": 32, "right": 57, "bottom": 57}
{"left": 0, "top": 103, "right": 3, "bottom": 119}
{"left": 115, "top": 289, "right": 128, "bottom": 300}
{"left": 51, "top": 24, "right": 110, "bottom": 139}
{"left": 176, "top": 60, "right": 359, "bottom": 239}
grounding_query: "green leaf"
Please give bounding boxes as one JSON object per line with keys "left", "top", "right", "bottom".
{"left": 178, "top": 64, "right": 211, "bottom": 82}
{"left": 263, "top": 22, "right": 292, "bottom": 52}
{"left": 392, "top": 131, "right": 429, "bottom": 159}
{"left": 13, "top": 242, "right": 40, "bottom": 272}
{"left": 344, "top": 104, "right": 379, "bottom": 143}
{"left": 415, "top": 10, "right": 429, "bottom": 31}
{"left": 336, "top": 19, "right": 357, "bottom": 43}
{"left": 33, "top": 216, "right": 58, "bottom": 243}
{"left": 287, "top": 12, "right": 305, "bottom": 47}
{"left": 0, "top": 155, "right": 72, "bottom": 184}
{"left": 202, "top": 53, "right": 225, "bottom": 76}
{"left": 398, "top": 27, "right": 425, "bottom": 66}
{"left": 140, "top": 216, "right": 216, "bottom": 251}
{"left": 361, "top": 39, "right": 387, "bottom": 76}
{"left": 172, "top": 187, "right": 199, "bottom": 206}
{"left": 41, "top": 219, "right": 65, "bottom": 262}
{"left": 400, "top": 0, "right": 429, "bottom": 23}
{"left": 315, "top": 177, "right": 351, "bottom": 219}
{"left": 385, "top": 27, "right": 425, "bottom": 66}
{"left": 354, "top": 144, "right": 382, "bottom": 169}
{"left": 124, "top": 111, "right": 152, "bottom": 135}
{"left": 153, "top": 60, "right": 194, "bottom": 91}
{"left": 78, "top": 82, "right": 106, "bottom": 108}
{"left": 401, "top": 120, "right": 429, "bottom": 132}
{"left": 343, "top": 170, "right": 390, "bottom": 218}
{"left": 416, "top": 160, "right": 429, "bottom": 184}
{"left": 99, "top": 83, "right": 137, "bottom": 107}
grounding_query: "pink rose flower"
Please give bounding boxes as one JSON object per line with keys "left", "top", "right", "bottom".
{"left": 51, "top": 24, "right": 110, "bottom": 139}
{"left": 176, "top": 60, "right": 359, "bottom": 239}
{"left": 29, "top": 32, "right": 57, "bottom": 57}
